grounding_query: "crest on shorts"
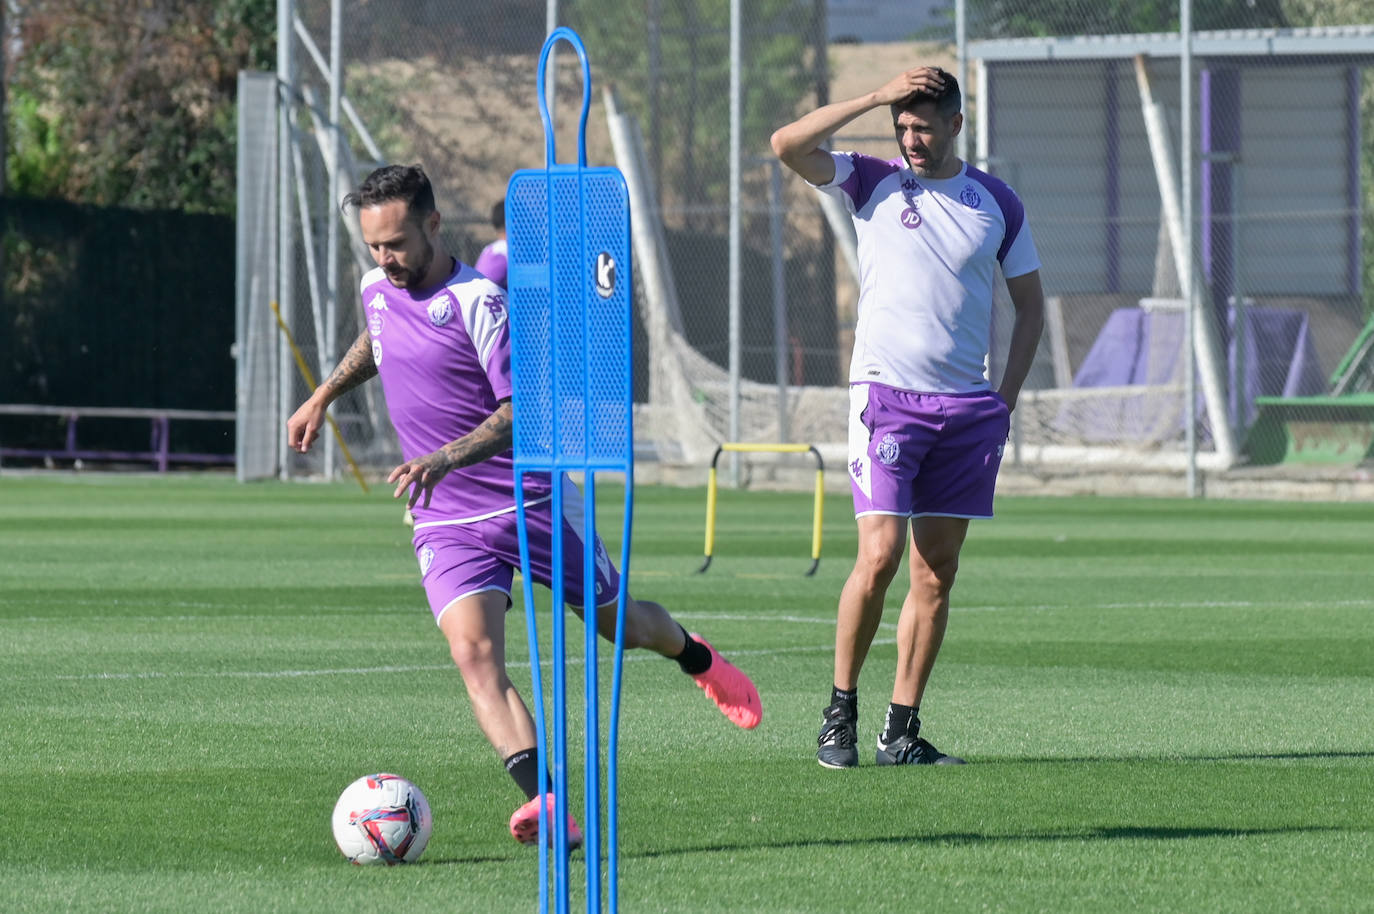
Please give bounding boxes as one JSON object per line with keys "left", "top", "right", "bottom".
{"left": 876, "top": 433, "right": 900, "bottom": 466}
{"left": 594, "top": 540, "right": 612, "bottom": 597}
{"left": 428, "top": 294, "right": 454, "bottom": 327}
{"left": 418, "top": 545, "right": 435, "bottom": 576}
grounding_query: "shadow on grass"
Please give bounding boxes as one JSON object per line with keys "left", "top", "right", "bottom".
{"left": 422, "top": 823, "right": 1350, "bottom": 867}
{"left": 621, "top": 823, "right": 1350, "bottom": 861}
{"left": 991, "top": 749, "right": 1374, "bottom": 763}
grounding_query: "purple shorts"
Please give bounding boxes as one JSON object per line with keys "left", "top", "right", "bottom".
{"left": 847, "top": 382, "right": 1010, "bottom": 519}
{"left": 412, "top": 479, "right": 621, "bottom": 626}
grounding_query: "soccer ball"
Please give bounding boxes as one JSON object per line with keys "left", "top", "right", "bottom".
{"left": 331, "top": 773, "right": 433, "bottom": 865}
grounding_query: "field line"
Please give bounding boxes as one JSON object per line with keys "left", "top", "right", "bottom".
{"left": 48, "top": 639, "right": 892, "bottom": 682}
{"left": 8, "top": 596, "right": 1373, "bottom": 627}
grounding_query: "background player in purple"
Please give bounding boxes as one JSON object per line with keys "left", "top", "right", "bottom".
{"left": 771, "top": 68, "right": 1044, "bottom": 768}
{"left": 287, "top": 165, "right": 761, "bottom": 847}
{"left": 473, "top": 199, "right": 507, "bottom": 290}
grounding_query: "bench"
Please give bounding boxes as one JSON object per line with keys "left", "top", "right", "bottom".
{"left": 0, "top": 404, "right": 235, "bottom": 472}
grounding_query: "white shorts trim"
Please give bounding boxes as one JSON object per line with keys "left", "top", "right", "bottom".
{"left": 434, "top": 585, "right": 513, "bottom": 627}
{"left": 413, "top": 494, "right": 553, "bottom": 530}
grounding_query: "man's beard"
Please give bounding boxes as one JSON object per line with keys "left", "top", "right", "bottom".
{"left": 387, "top": 237, "right": 435, "bottom": 289}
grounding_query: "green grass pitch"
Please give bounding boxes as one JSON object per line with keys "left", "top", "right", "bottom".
{"left": 2, "top": 474, "right": 1372, "bottom": 912}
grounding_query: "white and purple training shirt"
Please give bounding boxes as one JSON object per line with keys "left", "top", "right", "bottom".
{"left": 813, "top": 151, "right": 1040, "bottom": 394}
{"left": 361, "top": 260, "right": 551, "bottom": 529}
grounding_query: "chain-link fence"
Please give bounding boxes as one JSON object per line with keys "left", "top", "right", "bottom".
{"left": 238, "top": 0, "right": 1374, "bottom": 483}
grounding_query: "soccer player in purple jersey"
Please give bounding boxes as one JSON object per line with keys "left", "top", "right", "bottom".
{"left": 772, "top": 68, "right": 1045, "bottom": 768}
{"left": 287, "top": 165, "right": 761, "bottom": 847}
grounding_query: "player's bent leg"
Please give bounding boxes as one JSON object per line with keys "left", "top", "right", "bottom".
{"left": 509, "top": 794, "right": 584, "bottom": 850}
{"left": 438, "top": 590, "right": 539, "bottom": 759}
{"left": 590, "top": 595, "right": 763, "bottom": 729}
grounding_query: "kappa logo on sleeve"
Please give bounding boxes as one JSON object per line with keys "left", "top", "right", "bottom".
{"left": 482, "top": 293, "right": 507, "bottom": 324}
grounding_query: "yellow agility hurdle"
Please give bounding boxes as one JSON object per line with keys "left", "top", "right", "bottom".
{"left": 698, "top": 442, "right": 824, "bottom": 576}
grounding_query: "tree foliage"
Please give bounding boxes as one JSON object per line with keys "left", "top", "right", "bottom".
{"left": 569, "top": 0, "right": 823, "bottom": 224}
{"left": 967, "top": 0, "right": 1291, "bottom": 37}
{"left": 6, "top": 0, "right": 275, "bottom": 214}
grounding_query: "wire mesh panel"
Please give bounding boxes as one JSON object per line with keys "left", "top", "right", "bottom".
{"left": 248, "top": 0, "right": 1374, "bottom": 481}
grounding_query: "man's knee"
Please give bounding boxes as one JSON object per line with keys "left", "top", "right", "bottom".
{"left": 911, "top": 553, "right": 960, "bottom": 601}
{"left": 854, "top": 537, "right": 904, "bottom": 585}
{"left": 448, "top": 634, "right": 500, "bottom": 680}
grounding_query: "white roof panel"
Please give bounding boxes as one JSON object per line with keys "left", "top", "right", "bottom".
{"left": 972, "top": 25, "right": 1374, "bottom": 62}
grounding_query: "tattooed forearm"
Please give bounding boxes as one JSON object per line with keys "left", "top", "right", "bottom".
{"left": 436, "top": 401, "right": 514, "bottom": 472}
{"left": 318, "top": 329, "right": 378, "bottom": 399}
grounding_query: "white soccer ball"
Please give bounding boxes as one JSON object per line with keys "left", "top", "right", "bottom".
{"left": 331, "top": 773, "right": 433, "bottom": 865}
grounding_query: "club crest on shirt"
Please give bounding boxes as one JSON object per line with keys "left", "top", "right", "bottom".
{"left": 428, "top": 294, "right": 454, "bottom": 327}
{"left": 960, "top": 185, "right": 982, "bottom": 208}
{"left": 876, "top": 433, "right": 900, "bottom": 466}
{"left": 418, "top": 545, "right": 435, "bottom": 576}
{"left": 368, "top": 312, "right": 384, "bottom": 336}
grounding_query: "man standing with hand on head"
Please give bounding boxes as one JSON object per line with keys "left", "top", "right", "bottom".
{"left": 771, "top": 67, "right": 1044, "bottom": 768}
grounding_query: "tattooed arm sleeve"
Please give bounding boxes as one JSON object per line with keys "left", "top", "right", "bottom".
{"left": 317, "top": 329, "right": 378, "bottom": 400}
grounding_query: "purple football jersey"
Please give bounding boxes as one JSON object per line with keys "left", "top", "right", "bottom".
{"left": 361, "top": 259, "right": 551, "bottom": 528}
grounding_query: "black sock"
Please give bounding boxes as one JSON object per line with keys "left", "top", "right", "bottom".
{"left": 674, "top": 625, "right": 712, "bottom": 675}
{"left": 881, "top": 703, "right": 919, "bottom": 742}
{"left": 504, "top": 748, "right": 545, "bottom": 801}
{"left": 830, "top": 685, "right": 858, "bottom": 712}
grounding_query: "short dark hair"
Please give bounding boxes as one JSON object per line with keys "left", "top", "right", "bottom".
{"left": 341, "top": 164, "right": 436, "bottom": 221}
{"left": 490, "top": 199, "right": 505, "bottom": 231}
{"left": 892, "top": 68, "right": 961, "bottom": 120}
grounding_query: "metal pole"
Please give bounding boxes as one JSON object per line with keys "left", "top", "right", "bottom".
{"left": 545, "top": 0, "right": 558, "bottom": 136}
{"left": 956, "top": 0, "right": 967, "bottom": 162}
{"left": 648, "top": 0, "right": 662, "bottom": 205}
{"left": 728, "top": 0, "right": 741, "bottom": 484}
{"left": 1181, "top": 0, "right": 1197, "bottom": 496}
{"left": 0, "top": 0, "right": 7, "bottom": 198}
{"left": 769, "top": 161, "right": 789, "bottom": 442}
{"left": 324, "top": 0, "right": 342, "bottom": 481}
{"left": 1231, "top": 161, "right": 1245, "bottom": 433}
{"left": 277, "top": 0, "right": 297, "bottom": 480}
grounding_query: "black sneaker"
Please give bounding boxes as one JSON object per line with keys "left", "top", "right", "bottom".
{"left": 875, "top": 733, "right": 965, "bottom": 766}
{"left": 817, "top": 701, "right": 858, "bottom": 769}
